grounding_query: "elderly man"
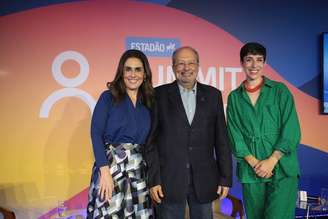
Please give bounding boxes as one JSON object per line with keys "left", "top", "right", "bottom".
{"left": 145, "top": 46, "right": 232, "bottom": 219}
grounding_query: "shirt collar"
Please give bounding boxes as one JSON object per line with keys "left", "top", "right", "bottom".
{"left": 263, "top": 76, "right": 274, "bottom": 87}
{"left": 178, "top": 81, "right": 197, "bottom": 94}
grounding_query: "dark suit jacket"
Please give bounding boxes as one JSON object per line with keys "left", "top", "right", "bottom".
{"left": 145, "top": 81, "right": 232, "bottom": 203}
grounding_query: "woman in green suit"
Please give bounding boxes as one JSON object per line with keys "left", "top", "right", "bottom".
{"left": 227, "top": 42, "right": 301, "bottom": 219}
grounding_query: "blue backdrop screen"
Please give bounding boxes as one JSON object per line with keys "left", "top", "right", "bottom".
{"left": 323, "top": 33, "right": 328, "bottom": 113}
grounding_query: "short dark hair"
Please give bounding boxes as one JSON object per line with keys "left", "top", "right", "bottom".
{"left": 240, "top": 42, "right": 266, "bottom": 62}
{"left": 172, "top": 46, "right": 199, "bottom": 65}
{"left": 107, "top": 49, "right": 154, "bottom": 108}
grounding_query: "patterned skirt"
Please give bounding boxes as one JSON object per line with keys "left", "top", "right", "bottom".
{"left": 87, "top": 143, "right": 153, "bottom": 219}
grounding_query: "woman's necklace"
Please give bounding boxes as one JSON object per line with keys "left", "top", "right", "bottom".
{"left": 244, "top": 78, "right": 264, "bottom": 93}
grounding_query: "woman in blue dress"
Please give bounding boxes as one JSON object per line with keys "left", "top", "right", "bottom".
{"left": 87, "top": 50, "right": 154, "bottom": 218}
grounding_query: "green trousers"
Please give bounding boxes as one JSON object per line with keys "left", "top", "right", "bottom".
{"left": 242, "top": 177, "right": 298, "bottom": 219}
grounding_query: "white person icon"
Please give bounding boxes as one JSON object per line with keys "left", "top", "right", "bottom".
{"left": 39, "top": 51, "right": 96, "bottom": 118}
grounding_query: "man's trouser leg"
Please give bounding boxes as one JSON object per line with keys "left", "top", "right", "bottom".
{"left": 158, "top": 173, "right": 213, "bottom": 219}
{"left": 157, "top": 200, "right": 185, "bottom": 219}
{"left": 187, "top": 183, "right": 213, "bottom": 219}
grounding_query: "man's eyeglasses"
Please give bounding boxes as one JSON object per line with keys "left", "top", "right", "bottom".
{"left": 174, "top": 61, "right": 198, "bottom": 69}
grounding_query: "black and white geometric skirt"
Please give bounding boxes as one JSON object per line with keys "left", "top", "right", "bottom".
{"left": 87, "top": 143, "right": 153, "bottom": 219}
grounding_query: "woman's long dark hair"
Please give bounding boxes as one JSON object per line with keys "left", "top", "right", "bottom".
{"left": 107, "top": 49, "right": 154, "bottom": 108}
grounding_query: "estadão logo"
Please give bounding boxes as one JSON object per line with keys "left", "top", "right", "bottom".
{"left": 125, "top": 37, "right": 180, "bottom": 57}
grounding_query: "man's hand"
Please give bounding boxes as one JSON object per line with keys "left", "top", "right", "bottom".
{"left": 98, "top": 166, "right": 114, "bottom": 202}
{"left": 217, "top": 186, "right": 229, "bottom": 200}
{"left": 150, "top": 185, "right": 164, "bottom": 203}
{"left": 254, "top": 156, "right": 278, "bottom": 178}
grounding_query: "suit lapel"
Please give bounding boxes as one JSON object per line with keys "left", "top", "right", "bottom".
{"left": 168, "top": 81, "right": 190, "bottom": 126}
{"left": 191, "top": 83, "right": 207, "bottom": 127}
